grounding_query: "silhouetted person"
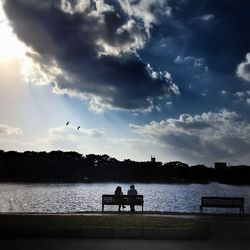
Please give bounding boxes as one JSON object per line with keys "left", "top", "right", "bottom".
{"left": 127, "top": 184, "right": 137, "bottom": 212}
{"left": 114, "top": 186, "right": 125, "bottom": 212}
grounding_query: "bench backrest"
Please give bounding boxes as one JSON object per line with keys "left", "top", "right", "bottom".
{"left": 102, "top": 195, "right": 144, "bottom": 205}
{"left": 201, "top": 196, "right": 244, "bottom": 207}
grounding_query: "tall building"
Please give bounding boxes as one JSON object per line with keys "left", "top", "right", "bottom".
{"left": 151, "top": 155, "right": 156, "bottom": 162}
{"left": 214, "top": 162, "right": 227, "bottom": 169}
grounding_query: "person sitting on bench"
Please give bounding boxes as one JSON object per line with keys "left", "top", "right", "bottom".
{"left": 114, "top": 186, "right": 125, "bottom": 212}
{"left": 127, "top": 184, "right": 137, "bottom": 212}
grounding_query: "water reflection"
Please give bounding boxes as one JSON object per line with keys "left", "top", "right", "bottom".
{"left": 0, "top": 183, "right": 249, "bottom": 213}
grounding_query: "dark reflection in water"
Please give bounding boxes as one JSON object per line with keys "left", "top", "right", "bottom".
{"left": 0, "top": 183, "right": 249, "bottom": 213}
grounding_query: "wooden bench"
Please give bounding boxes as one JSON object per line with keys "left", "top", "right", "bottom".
{"left": 200, "top": 196, "right": 244, "bottom": 214}
{"left": 102, "top": 195, "right": 144, "bottom": 212}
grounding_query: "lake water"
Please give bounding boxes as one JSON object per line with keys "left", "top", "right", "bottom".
{"left": 0, "top": 183, "right": 249, "bottom": 214}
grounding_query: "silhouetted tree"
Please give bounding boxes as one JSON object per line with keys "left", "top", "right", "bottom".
{"left": 0, "top": 150, "right": 249, "bottom": 184}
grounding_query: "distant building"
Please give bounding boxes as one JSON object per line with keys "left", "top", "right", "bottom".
{"left": 214, "top": 162, "right": 227, "bottom": 169}
{"left": 151, "top": 155, "right": 156, "bottom": 162}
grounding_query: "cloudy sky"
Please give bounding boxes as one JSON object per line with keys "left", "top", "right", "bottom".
{"left": 1, "top": 0, "right": 250, "bottom": 166}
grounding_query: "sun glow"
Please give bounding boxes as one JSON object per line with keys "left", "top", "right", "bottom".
{"left": 0, "top": 5, "right": 27, "bottom": 61}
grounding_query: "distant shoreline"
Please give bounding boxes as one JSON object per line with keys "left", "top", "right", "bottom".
{"left": 1, "top": 150, "right": 250, "bottom": 185}
{"left": 0, "top": 180, "right": 249, "bottom": 186}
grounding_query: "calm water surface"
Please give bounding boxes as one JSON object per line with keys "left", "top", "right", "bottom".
{"left": 0, "top": 183, "right": 249, "bottom": 213}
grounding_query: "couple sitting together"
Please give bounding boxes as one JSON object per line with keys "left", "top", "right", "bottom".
{"left": 114, "top": 185, "right": 137, "bottom": 212}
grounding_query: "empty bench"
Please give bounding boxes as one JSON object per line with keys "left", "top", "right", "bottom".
{"left": 200, "top": 196, "right": 244, "bottom": 214}
{"left": 102, "top": 195, "right": 144, "bottom": 212}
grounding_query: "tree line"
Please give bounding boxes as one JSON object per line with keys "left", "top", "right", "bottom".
{"left": 0, "top": 150, "right": 249, "bottom": 184}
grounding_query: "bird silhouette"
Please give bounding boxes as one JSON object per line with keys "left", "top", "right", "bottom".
{"left": 77, "top": 126, "right": 80, "bottom": 130}
{"left": 66, "top": 121, "right": 69, "bottom": 126}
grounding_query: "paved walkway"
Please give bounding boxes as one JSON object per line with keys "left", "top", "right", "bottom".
{"left": 0, "top": 214, "right": 249, "bottom": 250}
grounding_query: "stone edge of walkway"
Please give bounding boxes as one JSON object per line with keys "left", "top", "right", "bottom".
{"left": 0, "top": 213, "right": 214, "bottom": 240}
{"left": 0, "top": 226, "right": 211, "bottom": 240}
{"left": 70, "top": 226, "right": 211, "bottom": 240}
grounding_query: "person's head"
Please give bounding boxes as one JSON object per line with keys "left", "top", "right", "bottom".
{"left": 130, "top": 184, "right": 135, "bottom": 189}
{"left": 115, "top": 186, "right": 122, "bottom": 192}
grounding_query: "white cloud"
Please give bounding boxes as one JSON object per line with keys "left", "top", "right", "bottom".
{"left": 60, "top": 0, "right": 91, "bottom": 14}
{"left": 0, "top": 123, "right": 23, "bottom": 136}
{"left": 199, "top": 14, "right": 214, "bottom": 21}
{"left": 234, "top": 91, "right": 245, "bottom": 101}
{"left": 97, "top": 19, "right": 147, "bottom": 56}
{"left": 119, "top": 0, "right": 171, "bottom": 34}
{"left": 21, "top": 52, "right": 62, "bottom": 86}
{"left": 247, "top": 98, "right": 250, "bottom": 105}
{"left": 48, "top": 125, "right": 104, "bottom": 138}
{"left": 174, "top": 55, "right": 208, "bottom": 77}
{"left": 221, "top": 90, "right": 228, "bottom": 95}
{"left": 130, "top": 109, "right": 250, "bottom": 164}
{"left": 35, "top": 125, "right": 104, "bottom": 152}
{"left": 147, "top": 64, "right": 180, "bottom": 96}
{"left": 169, "top": 83, "right": 180, "bottom": 95}
{"left": 236, "top": 52, "right": 250, "bottom": 82}
{"left": 191, "top": 14, "right": 215, "bottom": 23}
{"left": 175, "top": 56, "right": 204, "bottom": 68}
{"left": 0, "top": 124, "right": 25, "bottom": 152}
{"left": 0, "top": 137, "right": 33, "bottom": 151}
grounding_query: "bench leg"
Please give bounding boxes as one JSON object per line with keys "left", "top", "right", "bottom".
{"left": 200, "top": 206, "right": 203, "bottom": 214}
{"left": 102, "top": 204, "right": 104, "bottom": 212}
{"left": 240, "top": 207, "right": 244, "bottom": 214}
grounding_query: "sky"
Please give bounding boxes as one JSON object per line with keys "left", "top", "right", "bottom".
{"left": 1, "top": 0, "right": 250, "bottom": 166}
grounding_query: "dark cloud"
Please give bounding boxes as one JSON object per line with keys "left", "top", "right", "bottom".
{"left": 136, "top": 0, "right": 250, "bottom": 119}
{"left": 179, "top": 2, "right": 248, "bottom": 72}
{"left": 3, "top": 0, "right": 177, "bottom": 112}
{"left": 4, "top": 0, "right": 250, "bottom": 116}
{"left": 168, "top": 0, "right": 250, "bottom": 73}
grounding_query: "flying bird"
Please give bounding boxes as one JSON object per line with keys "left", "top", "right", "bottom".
{"left": 66, "top": 121, "right": 69, "bottom": 126}
{"left": 77, "top": 126, "right": 80, "bottom": 130}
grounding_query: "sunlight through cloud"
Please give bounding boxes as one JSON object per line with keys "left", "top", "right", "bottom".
{"left": 0, "top": 3, "right": 27, "bottom": 61}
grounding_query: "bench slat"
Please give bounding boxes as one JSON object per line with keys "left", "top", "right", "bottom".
{"left": 200, "top": 196, "right": 244, "bottom": 214}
